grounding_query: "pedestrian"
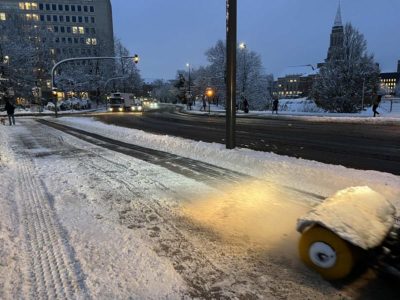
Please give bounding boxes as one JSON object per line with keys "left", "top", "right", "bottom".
{"left": 200, "top": 95, "right": 207, "bottom": 111}
{"left": 243, "top": 97, "right": 249, "bottom": 113}
{"left": 272, "top": 99, "right": 279, "bottom": 114}
{"left": 372, "top": 92, "right": 382, "bottom": 117}
{"left": 5, "top": 96, "right": 16, "bottom": 126}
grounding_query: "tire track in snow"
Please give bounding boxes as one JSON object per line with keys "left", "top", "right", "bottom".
{"left": 16, "top": 157, "right": 90, "bottom": 299}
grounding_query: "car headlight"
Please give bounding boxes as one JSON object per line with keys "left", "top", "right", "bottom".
{"left": 119, "top": 108, "right": 123, "bottom": 112}
{"left": 138, "top": 106, "right": 143, "bottom": 111}
{"left": 131, "top": 106, "right": 136, "bottom": 111}
{"left": 108, "top": 108, "right": 112, "bottom": 112}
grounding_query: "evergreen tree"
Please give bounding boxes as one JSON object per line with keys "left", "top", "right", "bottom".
{"left": 312, "top": 23, "right": 380, "bottom": 113}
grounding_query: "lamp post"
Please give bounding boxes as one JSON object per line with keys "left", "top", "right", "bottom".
{"left": 239, "top": 42, "right": 247, "bottom": 102}
{"left": 226, "top": 0, "right": 237, "bottom": 149}
{"left": 51, "top": 55, "right": 139, "bottom": 117}
{"left": 186, "top": 63, "right": 192, "bottom": 109}
{"left": 361, "top": 77, "right": 366, "bottom": 111}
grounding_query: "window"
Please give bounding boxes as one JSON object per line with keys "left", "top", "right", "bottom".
{"left": 66, "top": 16, "right": 70, "bottom": 22}
{"left": 53, "top": 15, "right": 57, "bottom": 22}
{"left": 90, "top": 6, "right": 94, "bottom": 13}
{"left": 60, "top": 26, "right": 65, "bottom": 33}
{"left": 65, "top": 5, "right": 69, "bottom": 11}
{"left": 25, "top": 13, "right": 39, "bottom": 21}
{"left": 54, "top": 26, "right": 58, "bottom": 32}
{"left": 45, "top": 4, "right": 50, "bottom": 10}
{"left": 0, "top": 13, "right": 6, "bottom": 21}
{"left": 91, "top": 28, "right": 96, "bottom": 34}
{"left": 68, "top": 37, "right": 72, "bottom": 43}
{"left": 77, "top": 5, "right": 82, "bottom": 12}
{"left": 19, "top": 2, "right": 38, "bottom": 10}
{"left": 39, "top": 3, "right": 43, "bottom": 10}
{"left": 52, "top": 4, "right": 56, "bottom": 11}
{"left": 72, "top": 26, "right": 78, "bottom": 34}
{"left": 72, "top": 16, "right": 76, "bottom": 22}
{"left": 59, "top": 15, "right": 64, "bottom": 22}
{"left": 40, "top": 14, "right": 44, "bottom": 21}
{"left": 79, "top": 27, "right": 84, "bottom": 34}
{"left": 74, "top": 37, "right": 78, "bottom": 43}
{"left": 91, "top": 38, "right": 97, "bottom": 45}
{"left": 58, "top": 4, "right": 63, "bottom": 11}
{"left": 85, "top": 27, "right": 89, "bottom": 34}
{"left": 78, "top": 16, "right": 82, "bottom": 23}
{"left": 72, "top": 5, "right": 76, "bottom": 12}
{"left": 55, "top": 37, "right": 59, "bottom": 43}
{"left": 67, "top": 26, "right": 71, "bottom": 33}
{"left": 86, "top": 38, "right": 91, "bottom": 45}
{"left": 84, "top": 6, "right": 88, "bottom": 12}
{"left": 46, "top": 15, "right": 51, "bottom": 21}
{"left": 80, "top": 37, "right": 84, "bottom": 44}
{"left": 84, "top": 16, "right": 88, "bottom": 23}
{"left": 91, "top": 17, "right": 95, "bottom": 23}
{"left": 61, "top": 37, "right": 66, "bottom": 43}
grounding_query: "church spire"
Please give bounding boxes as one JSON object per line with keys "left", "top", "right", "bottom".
{"left": 334, "top": 1, "right": 343, "bottom": 27}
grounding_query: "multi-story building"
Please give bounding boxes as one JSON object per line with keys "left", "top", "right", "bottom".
{"left": 380, "top": 61, "right": 400, "bottom": 95}
{"left": 0, "top": 0, "right": 114, "bottom": 98}
{"left": 273, "top": 65, "right": 317, "bottom": 99}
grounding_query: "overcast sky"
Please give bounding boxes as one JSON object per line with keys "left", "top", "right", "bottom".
{"left": 111, "top": 0, "right": 400, "bottom": 80}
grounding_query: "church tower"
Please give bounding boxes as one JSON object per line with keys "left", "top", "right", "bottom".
{"left": 327, "top": 3, "right": 344, "bottom": 61}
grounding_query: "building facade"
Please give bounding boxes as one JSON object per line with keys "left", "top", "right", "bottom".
{"left": 379, "top": 61, "right": 400, "bottom": 95}
{"left": 0, "top": 0, "right": 114, "bottom": 97}
{"left": 273, "top": 66, "right": 317, "bottom": 99}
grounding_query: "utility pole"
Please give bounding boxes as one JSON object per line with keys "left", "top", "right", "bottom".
{"left": 226, "top": 0, "right": 237, "bottom": 149}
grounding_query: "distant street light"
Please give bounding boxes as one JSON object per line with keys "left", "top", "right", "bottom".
{"left": 239, "top": 42, "right": 247, "bottom": 100}
{"left": 186, "top": 63, "right": 191, "bottom": 108}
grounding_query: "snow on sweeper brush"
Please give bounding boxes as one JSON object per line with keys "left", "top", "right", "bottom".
{"left": 296, "top": 186, "right": 400, "bottom": 280}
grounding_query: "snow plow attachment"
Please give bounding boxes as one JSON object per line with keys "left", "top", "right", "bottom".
{"left": 297, "top": 186, "right": 396, "bottom": 280}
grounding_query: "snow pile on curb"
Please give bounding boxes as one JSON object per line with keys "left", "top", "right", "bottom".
{"left": 53, "top": 117, "right": 400, "bottom": 208}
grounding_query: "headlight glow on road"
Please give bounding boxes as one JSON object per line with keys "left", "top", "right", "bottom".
{"left": 182, "top": 180, "right": 309, "bottom": 251}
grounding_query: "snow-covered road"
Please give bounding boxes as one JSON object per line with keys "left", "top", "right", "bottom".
{"left": 1, "top": 118, "right": 399, "bottom": 299}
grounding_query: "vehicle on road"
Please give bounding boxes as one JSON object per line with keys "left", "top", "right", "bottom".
{"left": 297, "top": 186, "right": 399, "bottom": 280}
{"left": 107, "top": 92, "right": 142, "bottom": 112}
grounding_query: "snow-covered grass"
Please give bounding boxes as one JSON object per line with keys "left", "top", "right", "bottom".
{"left": 182, "top": 98, "right": 400, "bottom": 124}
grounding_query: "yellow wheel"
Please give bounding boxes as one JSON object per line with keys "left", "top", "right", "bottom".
{"left": 299, "top": 225, "right": 355, "bottom": 280}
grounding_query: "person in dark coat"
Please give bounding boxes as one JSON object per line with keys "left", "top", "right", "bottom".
{"left": 243, "top": 98, "right": 249, "bottom": 113}
{"left": 5, "top": 98, "right": 16, "bottom": 126}
{"left": 272, "top": 99, "right": 279, "bottom": 114}
{"left": 372, "top": 92, "right": 382, "bottom": 117}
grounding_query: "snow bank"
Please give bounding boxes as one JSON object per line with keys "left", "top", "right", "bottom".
{"left": 53, "top": 117, "right": 400, "bottom": 210}
{"left": 297, "top": 187, "right": 396, "bottom": 249}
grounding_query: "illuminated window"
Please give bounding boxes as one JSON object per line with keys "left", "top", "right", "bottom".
{"left": 79, "top": 26, "right": 84, "bottom": 34}
{"left": 86, "top": 38, "right": 91, "bottom": 45}
{"left": 91, "top": 38, "right": 97, "bottom": 45}
{"left": 72, "top": 26, "right": 78, "bottom": 34}
{"left": 0, "top": 13, "right": 6, "bottom": 21}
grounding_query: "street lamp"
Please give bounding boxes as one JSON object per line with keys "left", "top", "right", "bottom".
{"left": 206, "top": 87, "right": 214, "bottom": 114}
{"left": 51, "top": 54, "right": 140, "bottom": 117}
{"left": 186, "top": 63, "right": 192, "bottom": 108}
{"left": 239, "top": 42, "right": 247, "bottom": 103}
{"left": 226, "top": 0, "right": 237, "bottom": 149}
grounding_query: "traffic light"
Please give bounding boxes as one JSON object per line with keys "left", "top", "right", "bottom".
{"left": 133, "top": 54, "right": 139, "bottom": 64}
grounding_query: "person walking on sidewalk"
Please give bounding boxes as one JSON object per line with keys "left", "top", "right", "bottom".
{"left": 5, "top": 97, "right": 16, "bottom": 126}
{"left": 372, "top": 92, "right": 382, "bottom": 117}
{"left": 272, "top": 99, "right": 279, "bottom": 114}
